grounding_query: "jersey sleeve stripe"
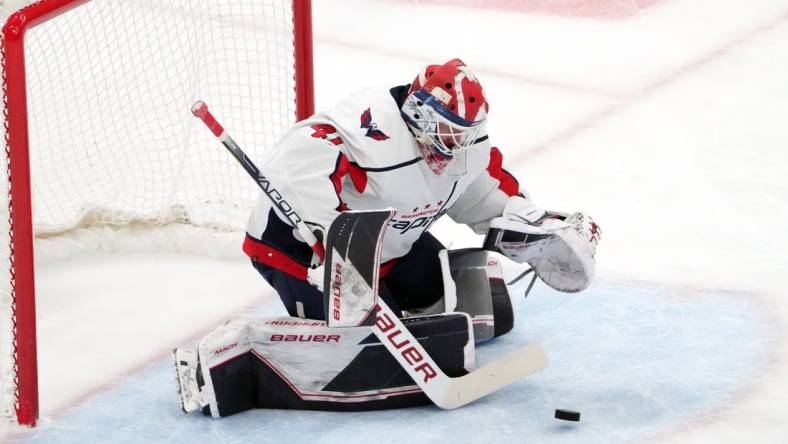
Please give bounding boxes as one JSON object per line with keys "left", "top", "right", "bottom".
{"left": 486, "top": 147, "right": 519, "bottom": 196}
{"left": 349, "top": 157, "right": 421, "bottom": 172}
{"left": 243, "top": 235, "right": 309, "bottom": 280}
{"left": 329, "top": 153, "right": 351, "bottom": 211}
{"left": 348, "top": 163, "right": 368, "bottom": 193}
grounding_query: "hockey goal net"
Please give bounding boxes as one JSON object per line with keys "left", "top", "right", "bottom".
{"left": 1, "top": 0, "right": 313, "bottom": 426}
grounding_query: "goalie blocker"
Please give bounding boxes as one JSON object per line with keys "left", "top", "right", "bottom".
{"left": 323, "top": 210, "right": 514, "bottom": 343}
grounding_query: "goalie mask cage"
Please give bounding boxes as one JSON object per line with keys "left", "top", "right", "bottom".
{"left": 1, "top": 0, "right": 313, "bottom": 426}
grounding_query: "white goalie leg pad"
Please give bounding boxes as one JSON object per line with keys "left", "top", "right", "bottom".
{"left": 195, "top": 314, "right": 476, "bottom": 416}
{"left": 173, "top": 348, "right": 207, "bottom": 414}
{"left": 440, "top": 249, "right": 494, "bottom": 342}
{"left": 408, "top": 249, "right": 512, "bottom": 342}
{"left": 196, "top": 319, "right": 253, "bottom": 417}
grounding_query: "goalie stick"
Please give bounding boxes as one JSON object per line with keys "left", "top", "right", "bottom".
{"left": 190, "top": 101, "right": 324, "bottom": 261}
{"left": 191, "top": 101, "right": 548, "bottom": 409}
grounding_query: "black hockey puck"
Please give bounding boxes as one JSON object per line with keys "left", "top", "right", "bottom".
{"left": 554, "top": 409, "right": 581, "bottom": 421}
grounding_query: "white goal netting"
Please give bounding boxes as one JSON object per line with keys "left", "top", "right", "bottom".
{"left": 1, "top": 0, "right": 304, "bottom": 422}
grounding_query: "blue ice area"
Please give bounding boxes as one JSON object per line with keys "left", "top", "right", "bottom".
{"left": 16, "top": 280, "right": 769, "bottom": 444}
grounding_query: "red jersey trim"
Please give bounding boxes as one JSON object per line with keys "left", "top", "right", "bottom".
{"left": 348, "top": 163, "right": 368, "bottom": 193}
{"left": 243, "top": 235, "right": 309, "bottom": 280}
{"left": 486, "top": 147, "right": 519, "bottom": 196}
{"left": 244, "top": 235, "right": 398, "bottom": 281}
{"left": 330, "top": 153, "right": 368, "bottom": 200}
{"left": 329, "top": 154, "right": 350, "bottom": 211}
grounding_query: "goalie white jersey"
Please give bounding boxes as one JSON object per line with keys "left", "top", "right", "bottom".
{"left": 244, "top": 85, "right": 522, "bottom": 279}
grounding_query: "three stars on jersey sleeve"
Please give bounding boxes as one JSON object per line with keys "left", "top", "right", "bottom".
{"left": 411, "top": 200, "right": 443, "bottom": 213}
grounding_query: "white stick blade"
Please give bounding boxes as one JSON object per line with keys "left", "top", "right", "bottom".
{"left": 438, "top": 343, "right": 548, "bottom": 410}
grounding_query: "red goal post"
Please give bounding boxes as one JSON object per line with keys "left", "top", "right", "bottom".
{"left": 1, "top": 0, "right": 313, "bottom": 426}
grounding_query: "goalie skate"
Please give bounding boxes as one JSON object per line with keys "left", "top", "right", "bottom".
{"left": 172, "top": 348, "right": 206, "bottom": 414}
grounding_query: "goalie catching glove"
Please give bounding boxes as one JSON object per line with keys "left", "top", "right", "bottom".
{"left": 483, "top": 196, "right": 601, "bottom": 292}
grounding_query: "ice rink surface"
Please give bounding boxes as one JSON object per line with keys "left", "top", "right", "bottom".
{"left": 10, "top": 281, "right": 772, "bottom": 444}
{"left": 4, "top": 0, "right": 788, "bottom": 442}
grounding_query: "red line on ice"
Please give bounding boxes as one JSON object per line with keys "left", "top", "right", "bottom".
{"left": 384, "top": 0, "right": 665, "bottom": 19}
{"left": 6, "top": 6, "right": 788, "bottom": 441}
{"left": 0, "top": 294, "right": 275, "bottom": 443}
{"left": 512, "top": 8, "right": 788, "bottom": 163}
{"left": 317, "top": 35, "right": 623, "bottom": 100}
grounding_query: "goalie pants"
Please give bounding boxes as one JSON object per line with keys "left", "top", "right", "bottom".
{"left": 253, "top": 232, "right": 446, "bottom": 320}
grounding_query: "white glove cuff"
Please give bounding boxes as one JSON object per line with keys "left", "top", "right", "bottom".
{"left": 501, "top": 195, "right": 546, "bottom": 224}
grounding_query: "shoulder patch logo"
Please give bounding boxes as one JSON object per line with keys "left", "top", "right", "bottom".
{"left": 360, "top": 108, "right": 390, "bottom": 141}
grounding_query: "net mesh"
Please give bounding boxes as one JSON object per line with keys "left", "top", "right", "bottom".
{"left": 0, "top": 0, "right": 299, "bottom": 418}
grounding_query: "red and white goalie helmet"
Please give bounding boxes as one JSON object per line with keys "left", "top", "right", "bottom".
{"left": 401, "top": 58, "right": 489, "bottom": 175}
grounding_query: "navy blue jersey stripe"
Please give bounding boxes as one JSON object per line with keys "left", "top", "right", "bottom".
{"left": 438, "top": 182, "right": 458, "bottom": 213}
{"left": 349, "top": 157, "right": 422, "bottom": 172}
{"left": 472, "top": 135, "right": 489, "bottom": 145}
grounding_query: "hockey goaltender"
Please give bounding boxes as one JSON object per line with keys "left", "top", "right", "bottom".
{"left": 174, "top": 58, "right": 601, "bottom": 417}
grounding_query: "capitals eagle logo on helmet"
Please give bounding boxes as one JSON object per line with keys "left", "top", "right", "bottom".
{"left": 360, "top": 108, "right": 389, "bottom": 141}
